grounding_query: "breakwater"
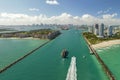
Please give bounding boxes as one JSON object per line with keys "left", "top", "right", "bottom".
{"left": 83, "top": 35, "right": 115, "bottom": 80}
{"left": 0, "top": 41, "right": 50, "bottom": 73}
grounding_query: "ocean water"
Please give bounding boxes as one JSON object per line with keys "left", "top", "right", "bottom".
{"left": 0, "top": 29, "right": 108, "bottom": 80}
{"left": 97, "top": 45, "right": 120, "bottom": 80}
{"left": 0, "top": 39, "right": 48, "bottom": 70}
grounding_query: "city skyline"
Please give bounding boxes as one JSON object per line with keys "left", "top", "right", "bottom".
{"left": 0, "top": 0, "right": 120, "bottom": 25}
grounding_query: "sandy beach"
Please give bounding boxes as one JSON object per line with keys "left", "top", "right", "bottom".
{"left": 92, "top": 39, "right": 120, "bottom": 49}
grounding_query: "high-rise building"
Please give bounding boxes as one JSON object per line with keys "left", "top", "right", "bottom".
{"left": 94, "top": 24, "right": 99, "bottom": 35}
{"left": 108, "top": 25, "right": 113, "bottom": 36}
{"left": 98, "top": 23, "right": 104, "bottom": 37}
{"left": 91, "top": 26, "right": 94, "bottom": 33}
{"left": 88, "top": 26, "right": 91, "bottom": 32}
{"left": 88, "top": 26, "right": 93, "bottom": 33}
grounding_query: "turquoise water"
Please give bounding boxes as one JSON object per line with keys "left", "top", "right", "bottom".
{"left": 97, "top": 44, "right": 120, "bottom": 80}
{"left": 0, "top": 29, "right": 108, "bottom": 80}
{"left": 0, "top": 39, "right": 48, "bottom": 70}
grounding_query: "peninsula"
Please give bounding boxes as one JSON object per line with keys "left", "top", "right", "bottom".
{"left": 83, "top": 31, "right": 120, "bottom": 49}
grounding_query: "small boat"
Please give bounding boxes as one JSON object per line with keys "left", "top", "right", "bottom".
{"left": 83, "top": 56, "right": 86, "bottom": 59}
{"left": 61, "top": 49, "right": 68, "bottom": 58}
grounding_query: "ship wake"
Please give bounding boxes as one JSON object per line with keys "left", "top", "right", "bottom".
{"left": 66, "top": 56, "right": 77, "bottom": 80}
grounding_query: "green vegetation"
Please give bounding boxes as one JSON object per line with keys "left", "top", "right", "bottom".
{"left": 29, "top": 29, "right": 53, "bottom": 34}
{"left": 113, "top": 31, "right": 120, "bottom": 39}
{"left": 83, "top": 32, "right": 120, "bottom": 44}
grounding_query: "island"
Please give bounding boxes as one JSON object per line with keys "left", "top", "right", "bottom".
{"left": 0, "top": 29, "right": 61, "bottom": 40}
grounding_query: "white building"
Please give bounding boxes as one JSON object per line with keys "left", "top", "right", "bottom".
{"left": 98, "top": 23, "right": 104, "bottom": 37}
{"left": 88, "top": 26, "right": 94, "bottom": 33}
{"left": 108, "top": 25, "right": 113, "bottom": 36}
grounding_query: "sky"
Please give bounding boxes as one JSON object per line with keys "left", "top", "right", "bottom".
{"left": 0, "top": 0, "right": 120, "bottom": 25}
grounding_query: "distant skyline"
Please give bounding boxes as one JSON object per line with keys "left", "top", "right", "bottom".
{"left": 0, "top": 0, "right": 120, "bottom": 25}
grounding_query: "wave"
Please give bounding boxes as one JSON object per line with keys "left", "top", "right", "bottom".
{"left": 97, "top": 49, "right": 104, "bottom": 52}
{"left": 66, "top": 56, "right": 77, "bottom": 80}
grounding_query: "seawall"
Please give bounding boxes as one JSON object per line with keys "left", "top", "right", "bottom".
{"left": 83, "top": 34, "right": 115, "bottom": 80}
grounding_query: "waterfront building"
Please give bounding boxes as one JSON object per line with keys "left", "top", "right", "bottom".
{"left": 88, "top": 26, "right": 91, "bottom": 33}
{"left": 98, "top": 23, "right": 104, "bottom": 37}
{"left": 91, "top": 26, "right": 94, "bottom": 33}
{"left": 88, "top": 26, "right": 94, "bottom": 33}
{"left": 108, "top": 25, "right": 113, "bottom": 36}
{"left": 88, "top": 26, "right": 91, "bottom": 32}
{"left": 94, "top": 24, "right": 99, "bottom": 35}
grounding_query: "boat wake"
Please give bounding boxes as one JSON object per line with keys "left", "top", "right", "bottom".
{"left": 66, "top": 56, "right": 77, "bottom": 80}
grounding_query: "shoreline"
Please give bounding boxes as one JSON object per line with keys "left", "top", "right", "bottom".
{"left": 92, "top": 39, "right": 120, "bottom": 49}
{"left": 0, "top": 37, "right": 49, "bottom": 40}
{"left": 83, "top": 36, "right": 115, "bottom": 80}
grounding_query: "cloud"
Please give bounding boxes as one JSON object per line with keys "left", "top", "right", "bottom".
{"left": 102, "top": 13, "right": 117, "bottom": 19}
{"left": 0, "top": 12, "right": 120, "bottom": 25}
{"left": 97, "top": 8, "right": 112, "bottom": 14}
{"left": 97, "top": 10, "right": 103, "bottom": 14}
{"left": 46, "top": 0, "right": 59, "bottom": 5}
{"left": 29, "top": 8, "right": 39, "bottom": 11}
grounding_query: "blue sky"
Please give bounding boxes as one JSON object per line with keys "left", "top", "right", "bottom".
{"left": 0, "top": 0, "right": 120, "bottom": 25}
{"left": 0, "top": 0, "right": 119, "bottom": 16}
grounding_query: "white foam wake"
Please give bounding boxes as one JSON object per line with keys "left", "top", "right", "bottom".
{"left": 66, "top": 56, "right": 77, "bottom": 80}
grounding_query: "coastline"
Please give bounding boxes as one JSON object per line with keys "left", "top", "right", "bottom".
{"left": 0, "top": 37, "right": 49, "bottom": 40}
{"left": 83, "top": 36, "right": 115, "bottom": 80}
{"left": 92, "top": 39, "right": 120, "bottom": 49}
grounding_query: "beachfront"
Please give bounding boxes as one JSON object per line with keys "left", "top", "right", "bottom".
{"left": 92, "top": 39, "right": 120, "bottom": 49}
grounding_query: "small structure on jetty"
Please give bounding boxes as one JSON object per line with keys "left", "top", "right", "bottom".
{"left": 88, "top": 45, "right": 94, "bottom": 55}
{"left": 61, "top": 49, "right": 68, "bottom": 58}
